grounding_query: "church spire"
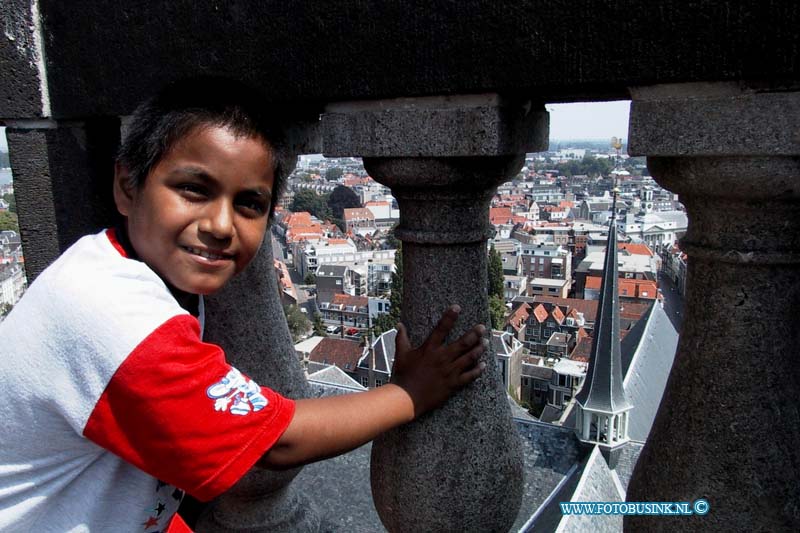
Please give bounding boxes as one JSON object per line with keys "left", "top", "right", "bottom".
{"left": 574, "top": 184, "right": 632, "bottom": 448}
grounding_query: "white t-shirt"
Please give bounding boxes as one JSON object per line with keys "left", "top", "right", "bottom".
{"left": 0, "top": 229, "right": 295, "bottom": 532}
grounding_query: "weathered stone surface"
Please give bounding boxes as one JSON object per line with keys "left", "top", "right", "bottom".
{"left": 365, "top": 156, "right": 524, "bottom": 533}
{"left": 198, "top": 234, "right": 319, "bottom": 532}
{"left": 629, "top": 90, "right": 800, "bottom": 156}
{"left": 323, "top": 96, "right": 547, "bottom": 157}
{"left": 0, "top": 0, "right": 45, "bottom": 119}
{"left": 5, "top": 119, "right": 119, "bottom": 280}
{"left": 16, "top": 1, "right": 800, "bottom": 118}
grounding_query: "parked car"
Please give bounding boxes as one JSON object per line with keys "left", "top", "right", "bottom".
{"left": 325, "top": 325, "right": 341, "bottom": 334}
{"left": 345, "top": 327, "right": 359, "bottom": 336}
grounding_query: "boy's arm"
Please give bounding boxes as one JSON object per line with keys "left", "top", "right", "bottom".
{"left": 259, "top": 306, "right": 486, "bottom": 469}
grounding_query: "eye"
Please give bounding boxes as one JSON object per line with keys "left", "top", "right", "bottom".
{"left": 235, "top": 192, "right": 269, "bottom": 217}
{"left": 177, "top": 183, "right": 208, "bottom": 200}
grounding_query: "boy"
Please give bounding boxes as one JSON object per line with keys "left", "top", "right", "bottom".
{"left": 0, "top": 78, "right": 487, "bottom": 532}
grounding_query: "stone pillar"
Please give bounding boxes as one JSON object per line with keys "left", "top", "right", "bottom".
{"left": 5, "top": 119, "right": 120, "bottom": 279}
{"left": 323, "top": 95, "right": 548, "bottom": 532}
{"left": 195, "top": 140, "right": 321, "bottom": 532}
{"left": 194, "top": 236, "right": 320, "bottom": 532}
{"left": 626, "top": 85, "right": 800, "bottom": 531}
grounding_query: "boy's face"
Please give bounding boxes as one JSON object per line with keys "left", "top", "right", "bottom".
{"left": 114, "top": 125, "right": 275, "bottom": 295}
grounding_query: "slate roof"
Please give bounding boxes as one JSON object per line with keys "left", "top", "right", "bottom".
{"left": 292, "top": 383, "right": 586, "bottom": 533}
{"left": 523, "top": 362, "right": 554, "bottom": 381}
{"left": 308, "top": 365, "right": 367, "bottom": 391}
{"left": 316, "top": 264, "right": 348, "bottom": 278}
{"left": 557, "top": 446, "right": 624, "bottom": 532}
{"left": 526, "top": 445, "right": 624, "bottom": 533}
{"left": 620, "top": 302, "right": 679, "bottom": 442}
{"left": 612, "top": 441, "right": 646, "bottom": 493}
{"left": 539, "top": 405, "right": 565, "bottom": 423}
{"left": 357, "top": 328, "right": 396, "bottom": 374}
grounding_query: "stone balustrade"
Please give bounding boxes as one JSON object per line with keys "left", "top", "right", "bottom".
{"left": 3, "top": 2, "right": 800, "bottom": 530}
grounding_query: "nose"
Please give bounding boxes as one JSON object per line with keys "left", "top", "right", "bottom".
{"left": 199, "top": 199, "right": 234, "bottom": 240}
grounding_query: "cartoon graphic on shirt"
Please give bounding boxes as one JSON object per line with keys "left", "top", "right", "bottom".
{"left": 206, "top": 368, "right": 268, "bottom": 415}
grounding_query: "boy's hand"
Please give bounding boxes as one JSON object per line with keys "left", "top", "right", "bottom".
{"left": 390, "top": 305, "right": 488, "bottom": 419}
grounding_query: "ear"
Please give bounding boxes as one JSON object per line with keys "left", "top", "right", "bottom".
{"left": 113, "top": 162, "right": 134, "bottom": 217}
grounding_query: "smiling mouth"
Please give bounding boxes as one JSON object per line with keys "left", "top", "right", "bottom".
{"left": 182, "top": 246, "right": 234, "bottom": 261}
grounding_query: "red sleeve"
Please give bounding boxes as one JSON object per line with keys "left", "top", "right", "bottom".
{"left": 84, "top": 315, "right": 295, "bottom": 501}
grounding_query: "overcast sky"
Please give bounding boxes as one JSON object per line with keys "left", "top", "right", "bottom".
{"left": 0, "top": 127, "right": 6, "bottom": 152}
{"left": 546, "top": 100, "right": 630, "bottom": 141}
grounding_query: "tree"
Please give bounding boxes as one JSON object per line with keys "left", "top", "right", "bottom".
{"left": 2, "top": 194, "right": 15, "bottom": 214}
{"left": 327, "top": 185, "right": 361, "bottom": 221}
{"left": 488, "top": 245, "right": 504, "bottom": 300}
{"left": 384, "top": 223, "right": 399, "bottom": 250}
{"left": 325, "top": 166, "right": 343, "bottom": 181}
{"left": 312, "top": 312, "right": 328, "bottom": 337}
{"left": 304, "top": 272, "right": 316, "bottom": 285}
{"left": 283, "top": 304, "right": 311, "bottom": 343}
{"left": 372, "top": 312, "right": 395, "bottom": 336}
{"left": 0, "top": 211, "right": 18, "bottom": 233}
{"left": 290, "top": 189, "right": 331, "bottom": 220}
{"left": 388, "top": 243, "right": 403, "bottom": 324}
{"left": 489, "top": 295, "right": 506, "bottom": 330}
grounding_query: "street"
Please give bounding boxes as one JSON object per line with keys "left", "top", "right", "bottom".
{"left": 657, "top": 271, "right": 684, "bottom": 333}
{"left": 272, "top": 230, "right": 318, "bottom": 316}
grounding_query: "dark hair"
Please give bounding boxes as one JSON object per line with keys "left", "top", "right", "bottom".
{"left": 117, "top": 76, "right": 287, "bottom": 219}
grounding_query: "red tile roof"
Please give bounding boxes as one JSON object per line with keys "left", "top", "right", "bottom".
{"left": 569, "top": 337, "right": 593, "bottom": 362}
{"left": 489, "top": 207, "right": 514, "bottom": 225}
{"left": 551, "top": 306, "right": 565, "bottom": 325}
{"left": 309, "top": 338, "right": 364, "bottom": 368}
{"left": 532, "top": 303, "right": 549, "bottom": 323}
{"left": 618, "top": 243, "right": 654, "bottom": 257}
{"left": 585, "top": 276, "right": 658, "bottom": 300}
{"left": 344, "top": 208, "right": 375, "bottom": 221}
{"left": 533, "top": 296, "right": 598, "bottom": 322}
{"left": 332, "top": 293, "right": 369, "bottom": 307}
{"left": 505, "top": 303, "right": 531, "bottom": 332}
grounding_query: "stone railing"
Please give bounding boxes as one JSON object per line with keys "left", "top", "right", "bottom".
{"left": 2, "top": 2, "right": 799, "bottom": 531}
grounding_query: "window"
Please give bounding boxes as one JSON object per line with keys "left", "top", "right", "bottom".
{"left": 376, "top": 380, "right": 384, "bottom": 387}
{"left": 564, "top": 394, "right": 572, "bottom": 404}
{"left": 335, "top": 280, "right": 342, "bottom": 285}
{"left": 548, "top": 288, "right": 558, "bottom": 293}
{"left": 522, "top": 377, "right": 529, "bottom": 386}
{"left": 361, "top": 376, "right": 369, "bottom": 387}
{"left": 543, "top": 329, "right": 551, "bottom": 338}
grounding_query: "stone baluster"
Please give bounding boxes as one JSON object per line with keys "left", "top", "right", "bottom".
{"left": 323, "top": 95, "right": 548, "bottom": 532}
{"left": 195, "top": 236, "right": 320, "bottom": 532}
{"left": 196, "top": 136, "right": 322, "bottom": 532}
{"left": 626, "top": 84, "right": 800, "bottom": 531}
